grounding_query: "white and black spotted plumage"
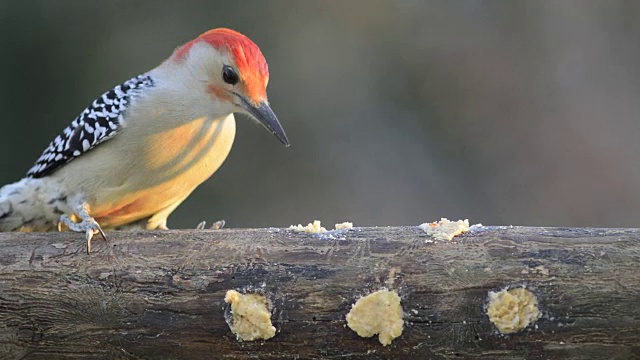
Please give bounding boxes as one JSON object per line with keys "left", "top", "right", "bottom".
{"left": 26, "top": 75, "right": 155, "bottom": 178}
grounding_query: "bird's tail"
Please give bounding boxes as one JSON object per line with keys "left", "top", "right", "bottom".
{"left": 0, "top": 178, "right": 58, "bottom": 232}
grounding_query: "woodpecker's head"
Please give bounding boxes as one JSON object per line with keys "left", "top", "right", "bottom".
{"left": 170, "top": 28, "right": 289, "bottom": 146}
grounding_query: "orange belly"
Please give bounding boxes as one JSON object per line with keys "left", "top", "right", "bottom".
{"left": 91, "top": 115, "right": 236, "bottom": 228}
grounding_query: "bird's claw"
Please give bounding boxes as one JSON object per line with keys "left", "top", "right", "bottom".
{"left": 85, "top": 223, "right": 107, "bottom": 254}
{"left": 195, "top": 219, "right": 225, "bottom": 230}
{"left": 58, "top": 214, "right": 107, "bottom": 254}
{"left": 211, "top": 219, "right": 225, "bottom": 230}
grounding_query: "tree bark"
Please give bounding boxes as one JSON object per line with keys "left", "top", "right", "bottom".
{"left": 0, "top": 226, "right": 638, "bottom": 359}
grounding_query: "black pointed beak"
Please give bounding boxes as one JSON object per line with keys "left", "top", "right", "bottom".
{"left": 238, "top": 96, "right": 289, "bottom": 147}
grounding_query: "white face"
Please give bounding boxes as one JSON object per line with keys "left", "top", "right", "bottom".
{"left": 153, "top": 42, "right": 245, "bottom": 121}
{"left": 147, "top": 40, "right": 289, "bottom": 145}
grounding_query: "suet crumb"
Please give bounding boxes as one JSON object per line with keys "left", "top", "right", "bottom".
{"left": 224, "top": 290, "right": 276, "bottom": 341}
{"left": 289, "top": 220, "right": 354, "bottom": 233}
{"left": 486, "top": 287, "right": 541, "bottom": 334}
{"left": 346, "top": 289, "right": 404, "bottom": 346}
{"left": 335, "top": 222, "right": 353, "bottom": 230}
{"left": 289, "top": 220, "right": 327, "bottom": 233}
{"left": 418, "top": 218, "right": 470, "bottom": 241}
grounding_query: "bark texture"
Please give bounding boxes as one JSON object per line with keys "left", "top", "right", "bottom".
{"left": 0, "top": 226, "right": 638, "bottom": 359}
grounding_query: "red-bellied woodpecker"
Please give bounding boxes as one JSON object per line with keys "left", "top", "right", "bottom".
{"left": 0, "top": 28, "right": 289, "bottom": 252}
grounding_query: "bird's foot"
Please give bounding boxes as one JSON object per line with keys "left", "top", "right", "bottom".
{"left": 196, "top": 219, "right": 225, "bottom": 230}
{"left": 58, "top": 209, "right": 106, "bottom": 254}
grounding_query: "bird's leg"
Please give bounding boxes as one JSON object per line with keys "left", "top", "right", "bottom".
{"left": 57, "top": 204, "right": 106, "bottom": 254}
{"left": 195, "top": 219, "right": 225, "bottom": 230}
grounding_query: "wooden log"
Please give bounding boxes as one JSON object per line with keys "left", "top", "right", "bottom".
{"left": 0, "top": 226, "right": 639, "bottom": 359}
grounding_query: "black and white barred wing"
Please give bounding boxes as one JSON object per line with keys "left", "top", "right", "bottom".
{"left": 26, "top": 75, "right": 155, "bottom": 178}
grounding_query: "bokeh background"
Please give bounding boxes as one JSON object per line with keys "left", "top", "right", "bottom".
{"left": 1, "top": 0, "right": 640, "bottom": 229}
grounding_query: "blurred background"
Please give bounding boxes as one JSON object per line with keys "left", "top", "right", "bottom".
{"left": 1, "top": 0, "right": 640, "bottom": 229}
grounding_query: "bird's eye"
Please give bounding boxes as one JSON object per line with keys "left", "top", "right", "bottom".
{"left": 222, "top": 65, "right": 239, "bottom": 85}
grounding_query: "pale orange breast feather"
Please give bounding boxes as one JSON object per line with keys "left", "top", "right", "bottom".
{"left": 92, "top": 115, "right": 236, "bottom": 228}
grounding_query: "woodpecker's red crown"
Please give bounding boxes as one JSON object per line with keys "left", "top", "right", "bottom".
{"left": 175, "top": 28, "right": 269, "bottom": 104}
